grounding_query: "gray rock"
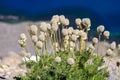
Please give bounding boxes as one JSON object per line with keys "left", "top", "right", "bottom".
{"left": 1, "top": 51, "right": 22, "bottom": 66}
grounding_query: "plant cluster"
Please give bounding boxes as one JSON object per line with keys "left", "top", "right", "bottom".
{"left": 16, "top": 15, "right": 120, "bottom": 80}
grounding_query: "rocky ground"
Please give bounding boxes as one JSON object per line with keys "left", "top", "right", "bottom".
{"left": 0, "top": 52, "right": 27, "bottom": 80}
{"left": 0, "top": 22, "right": 35, "bottom": 80}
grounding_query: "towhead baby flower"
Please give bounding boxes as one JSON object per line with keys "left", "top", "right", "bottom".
{"left": 75, "top": 18, "right": 81, "bottom": 28}
{"left": 68, "top": 27, "right": 73, "bottom": 35}
{"left": 62, "top": 29, "right": 68, "bottom": 36}
{"left": 18, "top": 40, "right": 26, "bottom": 47}
{"left": 31, "top": 35, "right": 38, "bottom": 43}
{"left": 39, "top": 22, "right": 47, "bottom": 32}
{"left": 36, "top": 41, "right": 43, "bottom": 49}
{"left": 65, "top": 18, "right": 70, "bottom": 25}
{"left": 51, "top": 22, "right": 58, "bottom": 32}
{"left": 18, "top": 33, "right": 27, "bottom": 47}
{"left": 38, "top": 34, "right": 45, "bottom": 42}
{"left": 103, "top": 31, "right": 110, "bottom": 39}
{"left": 30, "top": 25, "right": 38, "bottom": 35}
{"left": 55, "top": 56, "right": 61, "bottom": 63}
{"left": 59, "top": 15, "right": 65, "bottom": 24}
{"left": 92, "top": 37, "right": 98, "bottom": 45}
{"left": 110, "top": 41, "right": 116, "bottom": 50}
{"left": 106, "top": 49, "right": 113, "bottom": 56}
{"left": 51, "top": 15, "right": 59, "bottom": 23}
{"left": 67, "top": 58, "right": 75, "bottom": 65}
{"left": 71, "top": 34, "right": 77, "bottom": 42}
{"left": 46, "top": 23, "right": 51, "bottom": 30}
{"left": 97, "top": 25, "right": 105, "bottom": 35}
{"left": 81, "top": 18, "right": 91, "bottom": 30}
{"left": 20, "top": 33, "right": 27, "bottom": 41}
{"left": 88, "top": 44, "right": 95, "bottom": 52}
{"left": 72, "top": 29, "right": 79, "bottom": 37}
{"left": 63, "top": 18, "right": 69, "bottom": 26}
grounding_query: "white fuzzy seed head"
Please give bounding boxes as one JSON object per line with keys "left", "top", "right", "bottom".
{"left": 63, "top": 18, "right": 69, "bottom": 26}
{"left": 88, "top": 44, "right": 95, "bottom": 52}
{"left": 68, "top": 27, "right": 73, "bottom": 35}
{"left": 36, "top": 41, "right": 43, "bottom": 49}
{"left": 20, "top": 33, "right": 27, "bottom": 40}
{"left": 110, "top": 41, "right": 116, "bottom": 50}
{"left": 31, "top": 35, "right": 38, "bottom": 43}
{"left": 103, "top": 31, "right": 110, "bottom": 39}
{"left": 19, "top": 33, "right": 27, "bottom": 47}
{"left": 106, "top": 49, "right": 113, "bottom": 56}
{"left": 55, "top": 56, "right": 61, "bottom": 63}
{"left": 97, "top": 25, "right": 105, "bottom": 34}
{"left": 30, "top": 25, "right": 38, "bottom": 35}
{"left": 92, "top": 37, "right": 98, "bottom": 44}
{"left": 81, "top": 18, "right": 91, "bottom": 30}
{"left": 72, "top": 29, "right": 79, "bottom": 36}
{"left": 38, "top": 34, "right": 45, "bottom": 42}
{"left": 59, "top": 15, "right": 65, "bottom": 24}
{"left": 71, "top": 34, "right": 77, "bottom": 42}
{"left": 51, "top": 15, "right": 59, "bottom": 23}
{"left": 67, "top": 58, "right": 75, "bottom": 65}
{"left": 46, "top": 23, "right": 51, "bottom": 30}
{"left": 51, "top": 22, "right": 58, "bottom": 32}
{"left": 62, "top": 29, "right": 68, "bottom": 36}
{"left": 40, "top": 22, "right": 47, "bottom": 32}
{"left": 75, "top": 18, "right": 81, "bottom": 28}
{"left": 18, "top": 40, "right": 26, "bottom": 47}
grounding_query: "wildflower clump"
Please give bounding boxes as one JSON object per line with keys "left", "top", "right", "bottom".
{"left": 16, "top": 15, "right": 118, "bottom": 80}
{"left": 18, "top": 33, "right": 27, "bottom": 47}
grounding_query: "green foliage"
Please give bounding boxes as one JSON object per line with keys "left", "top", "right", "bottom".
{"left": 16, "top": 50, "right": 109, "bottom": 80}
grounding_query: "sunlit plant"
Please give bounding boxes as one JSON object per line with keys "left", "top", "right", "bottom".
{"left": 15, "top": 15, "right": 120, "bottom": 80}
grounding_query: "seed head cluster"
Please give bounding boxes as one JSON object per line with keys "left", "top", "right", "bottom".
{"left": 18, "top": 15, "right": 120, "bottom": 70}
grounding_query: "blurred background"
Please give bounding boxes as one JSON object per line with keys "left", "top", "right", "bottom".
{"left": 0, "top": 0, "right": 120, "bottom": 56}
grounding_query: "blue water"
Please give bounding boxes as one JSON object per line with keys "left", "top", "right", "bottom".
{"left": 0, "top": 0, "right": 120, "bottom": 43}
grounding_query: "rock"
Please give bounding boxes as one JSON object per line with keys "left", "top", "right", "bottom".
{"left": 1, "top": 51, "right": 22, "bottom": 66}
{"left": 2, "top": 65, "right": 9, "bottom": 69}
{"left": 103, "top": 57, "right": 120, "bottom": 80}
{"left": 0, "top": 68, "right": 4, "bottom": 73}
{"left": 0, "top": 51, "right": 28, "bottom": 79}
